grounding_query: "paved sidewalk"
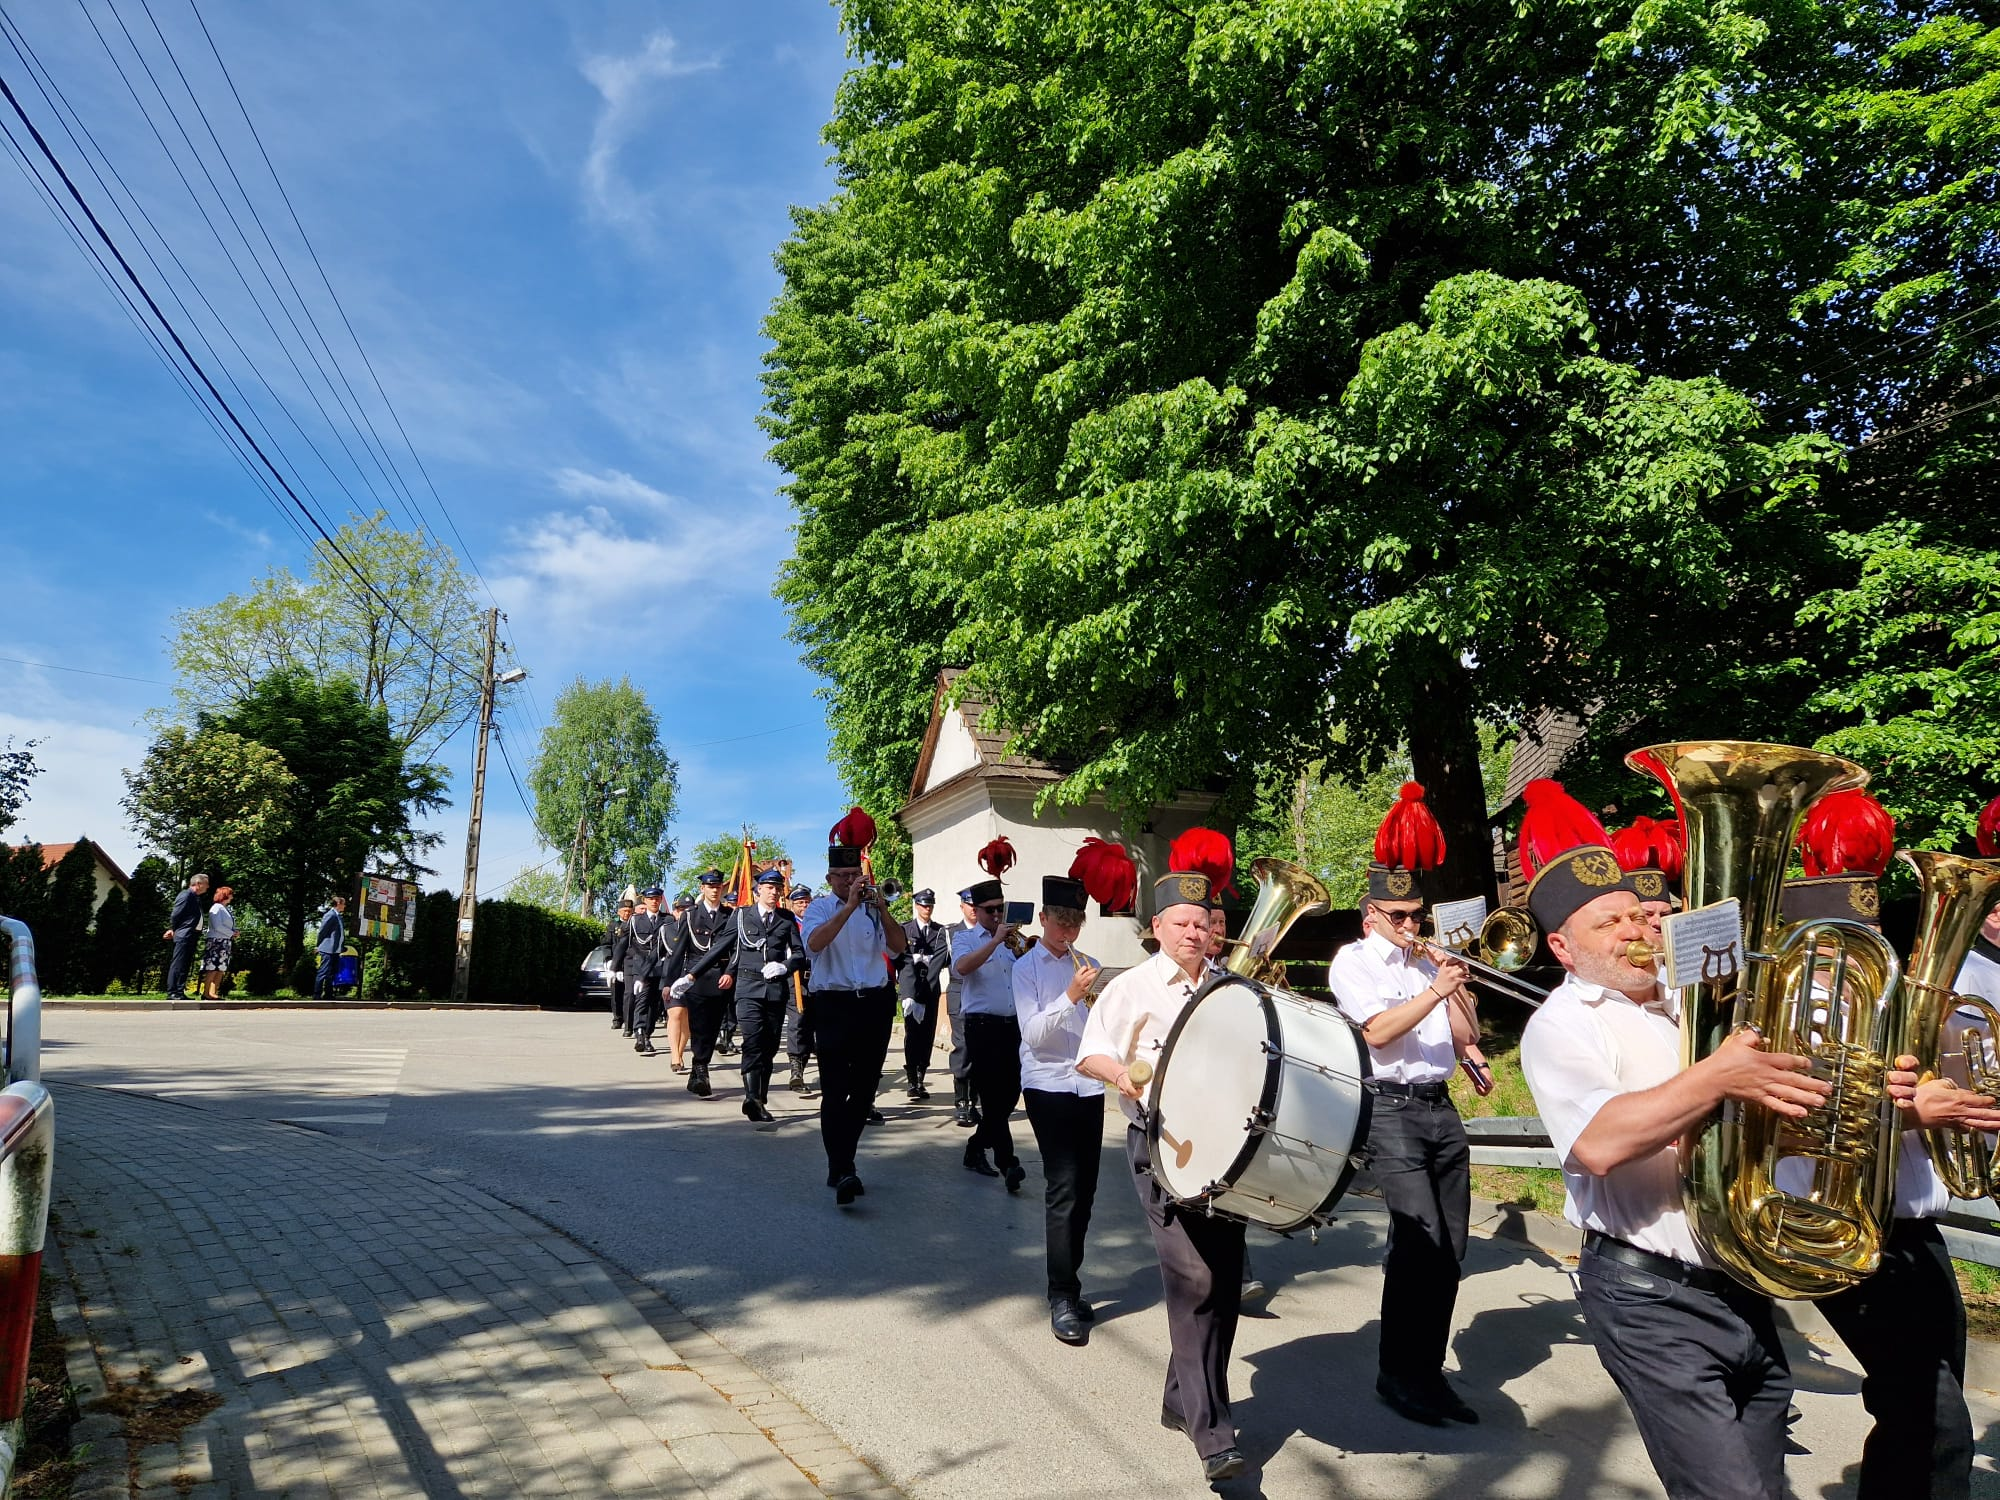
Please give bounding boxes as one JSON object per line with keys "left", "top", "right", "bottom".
{"left": 49, "top": 1081, "right": 897, "bottom": 1499}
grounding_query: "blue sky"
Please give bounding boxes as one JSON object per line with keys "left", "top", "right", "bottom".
{"left": 0, "top": 0, "right": 858, "bottom": 892}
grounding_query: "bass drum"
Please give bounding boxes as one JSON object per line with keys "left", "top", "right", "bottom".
{"left": 1148, "top": 972, "right": 1372, "bottom": 1232}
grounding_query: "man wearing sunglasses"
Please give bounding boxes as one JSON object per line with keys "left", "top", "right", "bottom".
{"left": 1328, "top": 834, "right": 1477, "bottom": 1430}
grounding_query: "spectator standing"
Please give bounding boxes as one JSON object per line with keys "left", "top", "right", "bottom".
{"left": 200, "top": 885, "right": 236, "bottom": 1001}
{"left": 313, "top": 895, "right": 347, "bottom": 1000}
{"left": 163, "top": 872, "right": 209, "bottom": 1000}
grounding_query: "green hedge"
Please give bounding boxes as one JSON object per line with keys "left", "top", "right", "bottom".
{"left": 463, "top": 897, "right": 601, "bottom": 1006}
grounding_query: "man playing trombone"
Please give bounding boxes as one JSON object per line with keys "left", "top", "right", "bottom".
{"left": 1327, "top": 784, "right": 1481, "bottom": 1425}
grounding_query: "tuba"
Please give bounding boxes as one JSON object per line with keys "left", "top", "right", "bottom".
{"left": 1225, "top": 858, "right": 1330, "bottom": 987}
{"left": 1895, "top": 849, "right": 2000, "bottom": 1199}
{"left": 1628, "top": 742, "right": 1904, "bottom": 1299}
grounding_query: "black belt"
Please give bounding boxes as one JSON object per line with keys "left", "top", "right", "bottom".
{"left": 808, "top": 984, "right": 893, "bottom": 999}
{"left": 1370, "top": 1078, "right": 1453, "bottom": 1102}
{"left": 1582, "top": 1232, "right": 1735, "bottom": 1295}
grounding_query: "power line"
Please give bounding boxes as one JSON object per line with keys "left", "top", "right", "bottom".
{"left": 0, "top": 654, "right": 172, "bottom": 686}
{"left": 491, "top": 724, "right": 566, "bottom": 853}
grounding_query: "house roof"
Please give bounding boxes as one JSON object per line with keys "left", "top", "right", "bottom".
{"left": 24, "top": 839, "right": 131, "bottom": 893}
{"left": 904, "top": 669, "right": 1071, "bottom": 811}
{"left": 1499, "top": 708, "right": 1588, "bottom": 812}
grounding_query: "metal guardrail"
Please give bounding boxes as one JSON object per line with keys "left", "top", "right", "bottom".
{"left": 0, "top": 1080, "right": 54, "bottom": 1496}
{"left": 1463, "top": 1114, "right": 2000, "bottom": 1268}
{"left": 1, "top": 919, "right": 41, "bottom": 1086}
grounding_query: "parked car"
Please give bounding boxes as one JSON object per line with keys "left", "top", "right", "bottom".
{"left": 577, "top": 944, "right": 615, "bottom": 1011}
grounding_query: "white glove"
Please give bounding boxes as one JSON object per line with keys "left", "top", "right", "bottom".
{"left": 669, "top": 976, "right": 693, "bottom": 999}
{"left": 611, "top": 971, "right": 623, "bottom": 983}
{"left": 908, "top": 1001, "right": 928, "bottom": 1026}
{"left": 900, "top": 996, "right": 916, "bottom": 1019}
{"left": 761, "top": 961, "right": 787, "bottom": 979}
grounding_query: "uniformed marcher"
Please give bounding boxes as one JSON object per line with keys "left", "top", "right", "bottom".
{"left": 666, "top": 872, "right": 734, "bottom": 1096}
{"left": 800, "top": 842, "right": 906, "bottom": 1204}
{"left": 1327, "top": 783, "right": 1478, "bottom": 1426}
{"left": 1779, "top": 788, "right": 1989, "bottom": 1500}
{"left": 622, "top": 887, "right": 674, "bottom": 1056}
{"left": 1077, "top": 870, "right": 1246, "bottom": 1484}
{"left": 783, "top": 884, "right": 819, "bottom": 1094}
{"left": 683, "top": 868, "right": 805, "bottom": 1124}
{"left": 952, "top": 877, "right": 1025, "bottom": 1190}
{"left": 665, "top": 894, "right": 693, "bottom": 1068}
{"left": 897, "top": 889, "right": 951, "bottom": 1101}
{"left": 1518, "top": 780, "right": 1827, "bottom": 1500}
{"left": 606, "top": 898, "right": 636, "bottom": 1033}
{"left": 1013, "top": 873, "right": 1105, "bottom": 1345}
{"left": 948, "top": 888, "right": 979, "bottom": 1127}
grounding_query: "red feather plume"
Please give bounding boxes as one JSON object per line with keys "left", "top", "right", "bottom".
{"left": 1609, "top": 815, "right": 1684, "bottom": 881}
{"left": 1518, "top": 780, "right": 1611, "bottom": 882}
{"left": 1797, "top": 789, "right": 1895, "bottom": 877}
{"left": 829, "top": 807, "right": 877, "bottom": 849}
{"left": 1069, "top": 838, "right": 1138, "bottom": 912}
{"left": 1169, "top": 827, "right": 1237, "bottom": 897}
{"left": 1373, "top": 782, "right": 1447, "bottom": 871}
{"left": 1978, "top": 794, "right": 2000, "bottom": 859}
{"left": 977, "top": 836, "right": 1017, "bottom": 877}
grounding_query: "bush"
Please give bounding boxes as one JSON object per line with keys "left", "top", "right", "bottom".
{"left": 464, "top": 898, "right": 601, "bottom": 1006}
{"left": 231, "top": 925, "right": 285, "bottom": 995}
{"left": 289, "top": 955, "right": 317, "bottom": 994}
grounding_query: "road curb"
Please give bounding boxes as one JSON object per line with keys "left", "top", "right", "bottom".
{"left": 43, "top": 999, "right": 540, "bottom": 1011}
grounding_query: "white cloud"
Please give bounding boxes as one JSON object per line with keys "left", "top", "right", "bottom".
{"left": 579, "top": 31, "right": 719, "bottom": 235}
{"left": 551, "top": 466, "right": 676, "bottom": 511}
{"left": 0, "top": 712, "right": 151, "bottom": 876}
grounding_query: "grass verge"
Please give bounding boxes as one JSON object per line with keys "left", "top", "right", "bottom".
{"left": 12, "top": 1271, "right": 81, "bottom": 1500}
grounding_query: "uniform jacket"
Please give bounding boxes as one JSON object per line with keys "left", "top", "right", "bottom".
{"left": 685, "top": 904, "right": 804, "bottom": 1005}
{"left": 621, "top": 909, "right": 675, "bottom": 979}
{"left": 665, "top": 901, "right": 734, "bottom": 997}
{"left": 897, "top": 917, "right": 951, "bottom": 1003}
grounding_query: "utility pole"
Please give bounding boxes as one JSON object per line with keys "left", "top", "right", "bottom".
{"left": 454, "top": 609, "right": 518, "bottom": 1002}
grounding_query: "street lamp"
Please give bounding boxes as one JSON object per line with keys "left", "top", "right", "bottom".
{"left": 453, "top": 616, "right": 526, "bottom": 1001}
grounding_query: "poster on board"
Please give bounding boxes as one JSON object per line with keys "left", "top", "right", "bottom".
{"left": 357, "top": 873, "right": 420, "bottom": 942}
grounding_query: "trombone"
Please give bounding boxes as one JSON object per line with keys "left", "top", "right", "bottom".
{"left": 1414, "top": 907, "right": 1548, "bottom": 1009}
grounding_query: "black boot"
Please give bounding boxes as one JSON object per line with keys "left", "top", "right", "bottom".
{"left": 689, "top": 1065, "right": 712, "bottom": 1098}
{"left": 953, "top": 1077, "right": 976, "bottom": 1128}
{"left": 905, "top": 1066, "right": 924, "bottom": 1102}
{"left": 786, "top": 1063, "right": 807, "bottom": 1091}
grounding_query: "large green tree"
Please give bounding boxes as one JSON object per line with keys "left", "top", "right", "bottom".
{"left": 40, "top": 840, "right": 98, "bottom": 995}
{"left": 166, "top": 511, "right": 501, "bottom": 761}
{"left": 765, "top": 0, "right": 1996, "bottom": 892}
{"left": 526, "top": 678, "right": 679, "bottom": 917}
{"left": 121, "top": 727, "right": 297, "bottom": 885}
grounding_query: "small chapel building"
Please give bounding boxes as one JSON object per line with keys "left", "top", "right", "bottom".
{"left": 897, "top": 670, "right": 1217, "bottom": 975}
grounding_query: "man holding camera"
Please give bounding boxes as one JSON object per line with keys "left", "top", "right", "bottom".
{"left": 952, "top": 878, "right": 1026, "bottom": 1190}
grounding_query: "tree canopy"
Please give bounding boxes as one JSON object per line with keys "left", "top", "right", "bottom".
{"left": 0, "top": 738, "right": 41, "bottom": 837}
{"left": 121, "top": 726, "right": 297, "bottom": 885}
{"left": 672, "top": 827, "right": 793, "bottom": 900}
{"left": 526, "top": 678, "right": 680, "bottom": 916}
{"left": 765, "top": 0, "right": 1998, "bottom": 884}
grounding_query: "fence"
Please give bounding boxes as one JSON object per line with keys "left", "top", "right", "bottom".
{"left": 0, "top": 919, "right": 53, "bottom": 1497}
{"left": 1463, "top": 1115, "right": 2000, "bottom": 1268}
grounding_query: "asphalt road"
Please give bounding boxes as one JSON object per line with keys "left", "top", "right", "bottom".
{"left": 46, "top": 1006, "right": 2000, "bottom": 1498}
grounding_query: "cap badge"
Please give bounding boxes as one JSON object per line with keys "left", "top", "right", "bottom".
{"left": 1384, "top": 869, "right": 1414, "bottom": 898}
{"left": 1633, "top": 871, "right": 1665, "bottom": 900}
{"left": 1851, "top": 883, "right": 1880, "bottom": 918}
{"left": 1175, "top": 874, "right": 1207, "bottom": 902}
{"left": 1573, "top": 851, "right": 1623, "bottom": 887}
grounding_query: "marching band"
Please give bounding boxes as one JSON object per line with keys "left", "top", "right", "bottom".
{"left": 592, "top": 778, "right": 2000, "bottom": 1493}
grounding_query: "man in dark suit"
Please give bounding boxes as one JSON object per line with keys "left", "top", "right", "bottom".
{"left": 682, "top": 869, "right": 804, "bottom": 1123}
{"left": 164, "top": 872, "right": 210, "bottom": 1000}
{"left": 312, "top": 894, "right": 347, "bottom": 1000}
{"left": 606, "top": 898, "right": 636, "bottom": 1033}
{"left": 665, "top": 871, "right": 734, "bottom": 1097}
{"left": 897, "top": 889, "right": 952, "bottom": 1101}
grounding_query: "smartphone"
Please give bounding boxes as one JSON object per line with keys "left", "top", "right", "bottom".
{"left": 1004, "top": 900, "right": 1035, "bottom": 926}
{"left": 1460, "top": 1058, "right": 1493, "bottom": 1092}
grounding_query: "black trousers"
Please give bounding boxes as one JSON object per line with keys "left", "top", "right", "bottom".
{"left": 902, "top": 990, "right": 942, "bottom": 1087}
{"left": 813, "top": 987, "right": 895, "bottom": 1179}
{"left": 1577, "top": 1241, "right": 1792, "bottom": 1500}
{"left": 784, "top": 994, "right": 813, "bottom": 1066}
{"left": 609, "top": 975, "right": 627, "bottom": 1028}
{"left": 1024, "top": 1089, "right": 1103, "bottom": 1302}
{"left": 627, "top": 975, "right": 659, "bottom": 1041}
{"left": 1368, "top": 1091, "right": 1470, "bottom": 1378}
{"left": 168, "top": 929, "right": 201, "bottom": 996}
{"left": 720, "top": 993, "right": 739, "bottom": 1043}
{"left": 946, "top": 986, "right": 969, "bottom": 1080}
{"left": 1128, "top": 1125, "right": 1243, "bottom": 1459}
{"left": 1817, "top": 1217, "right": 1972, "bottom": 1500}
{"left": 687, "top": 990, "right": 727, "bottom": 1067}
{"left": 964, "top": 1013, "right": 1022, "bottom": 1165}
{"left": 737, "top": 994, "right": 786, "bottom": 1103}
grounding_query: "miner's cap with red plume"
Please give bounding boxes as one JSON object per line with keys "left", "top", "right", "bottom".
{"left": 1521, "top": 779, "right": 1636, "bottom": 932}
{"left": 1367, "top": 781, "right": 1446, "bottom": 904}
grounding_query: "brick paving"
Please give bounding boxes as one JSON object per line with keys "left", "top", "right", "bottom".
{"left": 48, "top": 1081, "right": 898, "bottom": 1499}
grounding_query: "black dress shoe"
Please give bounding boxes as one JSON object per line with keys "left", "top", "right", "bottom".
{"left": 743, "top": 1099, "right": 774, "bottom": 1123}
{"left": 1376, "top": 1371, "right": 1448, "bottom": 1426}
{"left": 835, "top": 1173, "right": 862, "bottom": 1205}
{"left": 1202, "top": 1448, "right": 1245, "bottom": 1483}
{"left": 1425, "top": 1374, "right": 1479, "bottom": 1424}
{"left": 953, "top": 1103, "right": 975, "bottom": 1127}
{"left": 1075, "top": 1300, "right": 1095, "bottom": 1324}
{"left": 1003, "top": 1162, "right": 1026, "bottom": 1193}
{"left": 1050, "top": 1300, "right": 1087, "bottom": 1345}
{"left": 717, "top": 1040, "right": 738, "bottom": 1056}
{"left": 865, "top": 1108, "right": 884, "bottom": 1125}
{"left": 1161, "top": 1407, "right": 1187, "bottom": 1435}
{"left": 964, "top": 1152, "right": 999, "bottom": 1178}
{"left": 905, "top": 1088, "right": 923, "bottom": 1102}
{"left": 688, "top": 1068, "right": 712, "bottom": 1098}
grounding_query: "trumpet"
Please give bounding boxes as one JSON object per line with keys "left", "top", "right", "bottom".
{"left": 1069, "top": 946, "right": 1102, "bottom": 1004}
{"left": 1415, "top": 907, "right": 1547, "bottom": 1009}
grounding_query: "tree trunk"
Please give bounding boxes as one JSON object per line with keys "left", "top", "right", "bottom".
{"left": 1407, "top": 664, "right": 1498, "bottom": 912}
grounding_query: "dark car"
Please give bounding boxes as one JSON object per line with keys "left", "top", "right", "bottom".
{"left": 577, "top": 944, "right": 615, "bottom": 1011}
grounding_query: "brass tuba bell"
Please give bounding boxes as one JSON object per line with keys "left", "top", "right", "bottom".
{"left": 1895, "top": 849, "right": 2000, "bottom": 1200}
{"left": 1224, "top": 858, "right": 1330, "bottom": 987}
{"left": 1628, "top": 741, "right": 1904, "bottom": 1300}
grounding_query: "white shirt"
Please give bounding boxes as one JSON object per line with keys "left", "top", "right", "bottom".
{"left": 800, "top": 896, "right": 891, "bottom": 992}
{"left": 1327, "top": 931, "right": 1454, "bottom": 1084}
{"left": 1012, "top": 942, "right": 1105, "bottom": 1097}
{"left": 950, "top": 925, "right": 1017, "bottom": 1016}
{"left": 1520, "top": 972, "right": 1709, "bottom": 1266}
{"left": 1957, "top": 944, "right": 2000, "bottom": 1008}
{"left": 1078, "top": 951, "right": 1204, "bottom": 1124}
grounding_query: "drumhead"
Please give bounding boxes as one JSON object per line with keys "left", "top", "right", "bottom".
{"left": 1149, "top": 975, "right": 1279, "bottom": 1201}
